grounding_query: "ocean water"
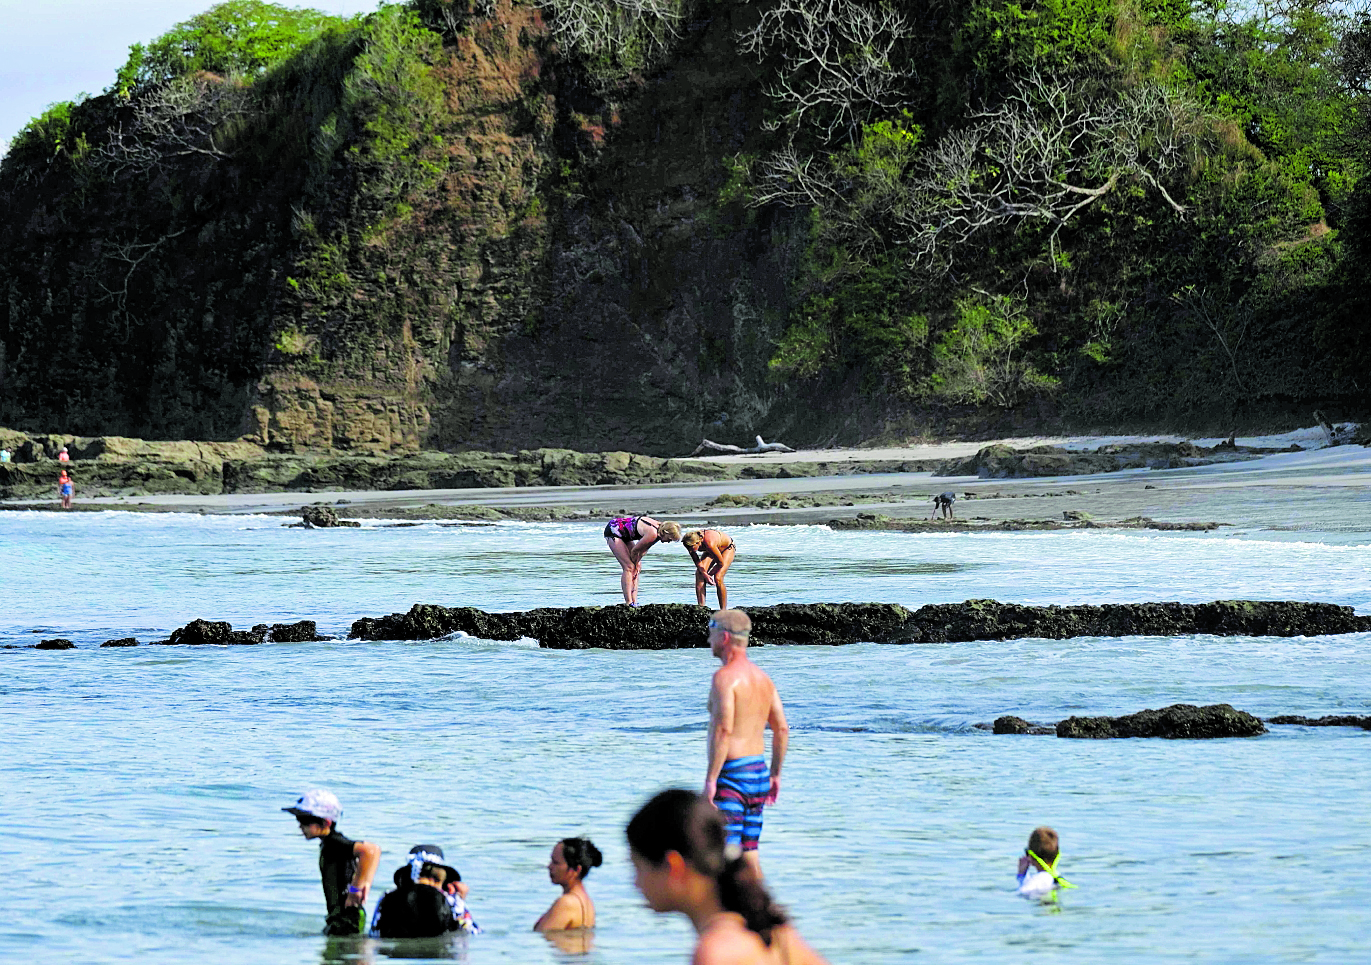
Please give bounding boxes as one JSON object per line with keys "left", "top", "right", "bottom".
{"left": 2, "top": 511, "right": 1369, "bottom": 964}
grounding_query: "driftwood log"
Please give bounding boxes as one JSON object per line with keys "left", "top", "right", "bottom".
{"left": 688, "top": 435, "right": 796, "bottom": 456}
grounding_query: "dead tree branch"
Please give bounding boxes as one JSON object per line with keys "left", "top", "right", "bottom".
{"left": 897, "top": 72, "right": 1200, "bottom": 270}
{"left": 96, "top": 76, "right": 253, "bottom": 177}
{"left": 738, "top": 0, "right": 917, "bottom": 141}
{"left": 688, "top": 436, "right": 796, "bottom": 456}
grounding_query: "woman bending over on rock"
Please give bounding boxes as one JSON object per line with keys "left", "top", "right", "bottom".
{"left": 683, "top": 529, "right": 736, "bottom": 609}
{"left": 627, "top": 789, "right": 828, "bottom": 965}
{"left": 605, "top": 516, "right": 682, "bottom": 605}
{"left": 534, "top": 837, "right": 601, "bottom": 932}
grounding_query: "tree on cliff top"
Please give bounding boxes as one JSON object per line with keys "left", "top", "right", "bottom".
{"left": 116, "top": 0, "right": 352, "bottom": 92}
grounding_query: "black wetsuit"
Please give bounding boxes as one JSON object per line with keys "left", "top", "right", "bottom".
{"left": 371, "top": 883, "right": 461, "bottom": 938}
{"left": 319, "top": 830, "right": 365, "bottom": 936}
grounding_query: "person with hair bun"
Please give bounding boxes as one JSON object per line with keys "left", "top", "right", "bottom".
{"left": 626, "top": 789, "right": 828, "bottom": 965}
{"left": 534, "top": 837, "right": 602, "bottom": 931}
{"left": 682, "top": 529, "right": 736, "bottom": 609}
{"left": 604, "top": 515, "right": 682, "bottom": 605}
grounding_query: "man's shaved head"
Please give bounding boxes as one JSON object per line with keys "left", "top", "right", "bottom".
{"left": 710, "top": 609, "right": 751, "bottom": 639}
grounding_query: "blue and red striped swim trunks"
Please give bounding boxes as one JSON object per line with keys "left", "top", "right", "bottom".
{"left": 713, "top": 755, "right": 770, "bottom": 851}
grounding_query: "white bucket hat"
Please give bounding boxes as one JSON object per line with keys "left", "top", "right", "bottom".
{"left": 282, "top": 788, "right": 343, "bottom": 823}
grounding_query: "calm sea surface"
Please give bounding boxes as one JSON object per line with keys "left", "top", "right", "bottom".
{"left": 2, "top": 511, "right": 1369, "bottom": 964}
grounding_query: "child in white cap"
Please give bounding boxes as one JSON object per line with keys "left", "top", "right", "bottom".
{"left": 283, "top": 789, "right": 381, "bottom": 934}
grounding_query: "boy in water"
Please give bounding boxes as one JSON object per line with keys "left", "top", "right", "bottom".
{"left": 1016, "top": 826, "right": 1074, "bottom": 901}
{"left": 283, "top": 789, "right": 382, "bottom": 934}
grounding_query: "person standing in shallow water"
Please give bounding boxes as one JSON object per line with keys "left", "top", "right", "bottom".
{"left": 627, "top": 789, "right": 828, "bottom": 965}
{"left": 603, "top": 515, "right": 681, "bottom": 604}
{"left": 683, "top": 529, "right": 736, "bottom": 609}
{"left": 283, "top": 789, "right": 381, "bottom": 935}
{"left": 534, "top": 837, "right": 601, "bottom": 931}
{"left": 58, "top": 470, "right": 74, "bottom": 510}
{"left": 704, "top": 609, "right": 788, "bottom": 875}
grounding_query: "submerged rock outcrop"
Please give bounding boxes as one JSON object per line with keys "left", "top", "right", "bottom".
{"left": 1056, "top": 703, "right": 1267, "bottom": 738}
{"left": 827, "top": 513, "right": 1224, "bottom": 532}
{"left": 1268, "top": 714, "right": 1371, "bottom": 729}
{"left": 157, "top": 618, "right": 328, "bottom": 645}
{"left": 349, "top": 599, "right": 1371, "bottom": 649}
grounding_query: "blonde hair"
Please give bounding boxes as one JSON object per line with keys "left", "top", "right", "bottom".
{"left": 657, "top": 521, "right": 682, "bottom": 542}
{"left": 682, "top": 530, "right": 704, "bottom": 549}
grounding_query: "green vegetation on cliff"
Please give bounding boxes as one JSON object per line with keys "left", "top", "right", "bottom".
{"left": 0, "top": 0, "right": 1366, "bottom": 454}
{"left": 736, "top": 0, "right": 1371, "bottom": 425}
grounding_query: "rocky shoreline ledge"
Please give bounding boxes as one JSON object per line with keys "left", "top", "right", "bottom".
{"left": 986, "top": 704, "right": 1371, "bottom": 738}
{"left": 8, "top": 601, "right": 1366, "bottom": 652}
{"left": 345, "top": 600, "right": 1369, "bottom": 649}
{"left": 0, "top": 428, "right": 938, "bottom": 500}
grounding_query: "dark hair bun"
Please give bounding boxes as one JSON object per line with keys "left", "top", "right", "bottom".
{"left": 561, "top": 837, "right": 603, "bottom": 876}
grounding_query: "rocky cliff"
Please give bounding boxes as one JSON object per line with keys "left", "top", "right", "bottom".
{"left": 0, "top": 1, "right": 819, "bottom": 455}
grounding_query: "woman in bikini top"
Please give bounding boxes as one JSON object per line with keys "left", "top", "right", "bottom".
{"left": 683, "top": 529, "right": 737, "bottom": 609}
{"left": 604, "top": 515, "right": 682, "bottom": 605}
{"left": 534, "top": 837, "right": 601, "bottom": 933}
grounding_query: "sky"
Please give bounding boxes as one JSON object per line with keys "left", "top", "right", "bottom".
{"left": 0, "top": 0, "right": 384, "bottom": 150}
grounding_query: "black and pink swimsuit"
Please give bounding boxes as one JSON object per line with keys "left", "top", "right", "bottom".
{"left": 603, "top": 515, "right": 641, "bottom": 541}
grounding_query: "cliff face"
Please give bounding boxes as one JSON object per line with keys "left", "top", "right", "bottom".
{"left": 0, "top": 1, "right": 813, "bottom": 456}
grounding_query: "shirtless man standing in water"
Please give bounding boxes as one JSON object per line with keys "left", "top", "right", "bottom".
{"left": 704, "top": 609, "right": 789, "bottom": 874}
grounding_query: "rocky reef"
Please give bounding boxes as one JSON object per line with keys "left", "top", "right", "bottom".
{"left": 827, "top": 513, "right": 1224, "bottom": 532}
{"left": 153, "top": 619, "right": 328, "bottom": 646}
{"left": 1267, "top": 714, "right": 1371, "bottom": 729}
{"left": 349, "top": 599, "right": 1371, "bottom": 649}
{"left": 0, "top": 426, "right": 926, "bottom": 500}
{"left": 934, "top": 442, "right": 1289, "bottom": 479}
{"left": 1056, "top": 703, "right": 1267, "bottom": 738}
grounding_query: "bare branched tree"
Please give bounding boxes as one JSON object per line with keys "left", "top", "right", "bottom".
{"left": 738, "top": 0, "right": 917, "bottom": 142}
{"left": 537, "top": 0, "right": 685, "bottom": 63}
{"left": 93, "top": 227, "right": 190, "bottom": 342}
{"left": 897, "top": 72, "right": 1198, "bottom": 269}
{"left": 1169, "top": 283, "right": 1250, "bottom": 393}
{"left": 96, "top": 76, "right": 253, "bottom": 177}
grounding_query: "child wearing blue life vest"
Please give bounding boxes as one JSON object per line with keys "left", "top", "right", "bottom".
{"left": 1016, "top": 826, "right": 1075, "bottom": 901}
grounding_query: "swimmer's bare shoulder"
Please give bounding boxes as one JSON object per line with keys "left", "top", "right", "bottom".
{"left": 772, "top": 924, "right": 830, "bottom": 965}
{"left": 693, "top": 920, "right": 769, "bottom": 965}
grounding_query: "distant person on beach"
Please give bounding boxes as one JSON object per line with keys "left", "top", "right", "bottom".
{"left": 931, "top": 491, "right": 956, "bottom": 519}
{"left": 534, "top": 837, "right": 601, "bottom": 932}
{"left": 283, "top": 789, "right": 381, "bottom": 935}
{"left": 627, "top": 789, "right": 829, "bottom": 965}
{"left": 57, "top": 446, "right": 70, "bottom": 462}
{"left": 683, "top": 530, "right": 736, "bottom": 609}
{"left": 58, "top": 470, "right": 74, "bottom": 510}
{"left": 604, "top": 515, "right": 682, "bottom": 605}
{"left": 371, "top": 844, "right": 480, "bottom": 937}
{"left": 1017, "top": 826, "right": 1075, "bottom": 902}
{"left": 704, "top": 609, "right": 788, "bottom": 874}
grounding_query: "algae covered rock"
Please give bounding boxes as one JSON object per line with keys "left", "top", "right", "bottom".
{"left": 992, "top": 715, "right": 1054, "bottom": 735}
{"left": 162, "top": 619, "right": 267, "bottom": 646}
{"left": 1268, "top": 714, "right": 1371, "bottom": 729}
{"left": 35, "top": 638, "right": 75, "bottom": 650}
{"left": 299, "top": 505, "right": 360, "bottom": 528}
{"left": 100, "top": 637, "right": 139, "bottom": 647}
{"left": 1057, "top": 703, "right": 1266, "bottom": 738}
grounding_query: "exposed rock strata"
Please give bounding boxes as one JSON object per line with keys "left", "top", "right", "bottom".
{"left": 827, "top": 513, "right": 1224, "bottom": 532}
{"left": 348, "top": 600, "right": 1371, "bottom": 649}
{"left": 1056, "top": 703, "right": 1266, "bottom": 738}
{"left": 0, "top": 427, "right": 926, "bottom": 499}
{"left": 935, "top": 442, "right": 1280, "bottom": 479}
